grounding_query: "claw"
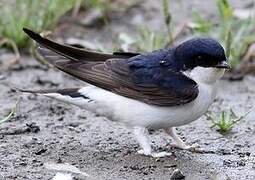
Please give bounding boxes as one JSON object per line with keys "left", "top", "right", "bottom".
{"left": 137, "top": 150, "right": 172, "bottom": 158}
{"left": 188, "top": 144, "right": 201, "bottom": 151}
{"left": 170, "top": 143, "right": 205, "bottom": 153}
{"left": 151, "top": 152, "right": 172, "bottom": 158}
{"left": 137, "top": 149, "right": 151, "bottom": 156}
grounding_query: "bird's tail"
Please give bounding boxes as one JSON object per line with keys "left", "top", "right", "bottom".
{"left": 18, "top": 88, "right": 91, "bottom": 107}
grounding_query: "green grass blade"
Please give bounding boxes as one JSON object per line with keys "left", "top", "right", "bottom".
{"left": 0, "top": 99, "right": 20, "bottom": 125}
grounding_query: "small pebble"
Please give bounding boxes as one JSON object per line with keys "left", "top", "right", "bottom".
{"left": 68, "top": 122, "right": 81, "bottom": 128}
{"left": 80, "top": 9, "right": 104, "bottom": 27}
{"left": 237, "top": 160, "right": 246, "bottom": 166}
{"left": 211, "top": 172, "right": 230, "bottom": 180}
{"left": 170, "top": 169, "right": 185, "bottom": 180}
{"left": 0, "top": 75, "right": 5, "bottom": 80}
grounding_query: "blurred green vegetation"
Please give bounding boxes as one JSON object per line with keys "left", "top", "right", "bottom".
{"left": 135, "top": 26, "right": 167, "bottom": 52}
{"left": 0, "top": 0, "right": 254, "bottom": 71}
{"left": 0, "top": 0, "right": 76, "bottom": 48}
{"left": 116, "top": 0, "right": 175, "bottom": 52}
{"left": 0, "top": 98, "right": 20, "bottom": 126}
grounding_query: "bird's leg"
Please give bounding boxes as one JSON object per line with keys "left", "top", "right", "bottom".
{"left": 164, "top": 127, "right": 199, "bottom": 151}
{"left": 133, "top": 126, "right": 152, "bottom": 155}
{"left": 133, "top": 126, "right": 171, "bottom": 158}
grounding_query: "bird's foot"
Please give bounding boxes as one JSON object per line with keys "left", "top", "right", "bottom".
{"left": 170, "top": 143, "right": 203, "bottom": 152}
{"left": 137, "top": 150, "right": 172, "bottom": 158}
{"left": 137, "top": 149, "right": 151, "bottom": 156}
{"left": 151, "top": 151, "right": 172, "bottom": 158}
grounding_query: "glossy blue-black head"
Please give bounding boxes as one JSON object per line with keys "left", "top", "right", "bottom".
{"left": 173, "top": 38, "right": 229, "bottom": 70}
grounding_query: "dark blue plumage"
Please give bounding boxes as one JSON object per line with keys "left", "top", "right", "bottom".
{"left": 124, "top": 38, "right": 227, "bottom": 99}
{"left": 127, "top": 48, "right": 196, "bottom": 90}
{"left": 174, "top": 38, "right": 227, "bottom": 70}
{"left": 128, "top": 38, "right": 227, "bottom": 72}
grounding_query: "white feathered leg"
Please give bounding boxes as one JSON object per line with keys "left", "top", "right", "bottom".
{"left": 164, "top": 127, "right": 199, "bottom": 151}
{"left": 133, "top": 126, "right": 172, "bottom": 158}
{"left": 133, "top": 126, "right": 152, "bottom": 155}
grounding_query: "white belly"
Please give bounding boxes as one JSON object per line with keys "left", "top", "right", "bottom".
{"left": 74, "top": 82, "right": 217, "bottom": 129}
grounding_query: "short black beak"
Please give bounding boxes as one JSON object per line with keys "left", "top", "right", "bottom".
{"left": 215, "top": 61, "right": 230, "bottom": 69}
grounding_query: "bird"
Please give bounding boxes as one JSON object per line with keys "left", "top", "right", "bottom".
{"left": 22, "top": 28, "right": 230, "bottom": 158}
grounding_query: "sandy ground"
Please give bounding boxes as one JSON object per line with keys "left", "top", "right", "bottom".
{"left": 1, "top": 0, "right": 255, "bottom": 179}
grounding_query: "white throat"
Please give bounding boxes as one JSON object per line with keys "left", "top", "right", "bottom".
{"left": 189, "top": 67, "right": 225, "bottom": 84}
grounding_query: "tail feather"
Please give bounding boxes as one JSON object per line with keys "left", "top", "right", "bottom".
{"left": 19, "top": 88, "right": 91, "bottom": 107}
{"left": 20, "top": 88, "right": 90, "bottom": 98}
{"left": 20, "top": 88, "right": 79, "bottom": 96}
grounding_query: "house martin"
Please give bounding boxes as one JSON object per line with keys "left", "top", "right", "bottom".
{"left": 22, "top": 28, "right": 230, "bottom": 157}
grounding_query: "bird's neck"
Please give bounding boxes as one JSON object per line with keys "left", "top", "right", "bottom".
{"left": 189, "top": 67, "right": 225, "bottom": 85}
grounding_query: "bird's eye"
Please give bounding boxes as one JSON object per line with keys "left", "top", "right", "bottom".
{"left": 160, "top": 60, "right": 167, "bottom": 65}
{"left": 197, "top": 55, "right": 202, "bottom": 60}
{"left": 183, "top": 64, "right": 186, "bottom": 69}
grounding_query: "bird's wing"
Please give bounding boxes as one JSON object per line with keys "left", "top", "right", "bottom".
{"left": 24, "top": 28, "right": 198, "bottom": 106}
{"left": 23, "top": 28, "right": 139, "bottom": 62}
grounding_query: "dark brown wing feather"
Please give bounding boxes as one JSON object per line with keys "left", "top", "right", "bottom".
{"left": 23, "top": 28, "right": 138, "bottom": 62}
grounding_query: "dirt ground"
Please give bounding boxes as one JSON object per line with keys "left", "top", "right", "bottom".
{"left": 1, "top": 0, "right": 255, "bottom": 179}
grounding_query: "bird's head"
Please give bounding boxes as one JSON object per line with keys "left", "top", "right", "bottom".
{"left": 173, "top": 38, "right": 230, "bottom": 71}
